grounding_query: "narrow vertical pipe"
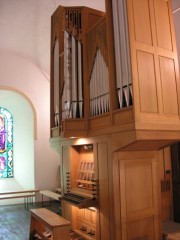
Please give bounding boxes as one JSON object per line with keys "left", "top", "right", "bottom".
{"left": 54, "top": 39, "right": 59, "bottom": 125}
{"left": 78, "top": 41, "right": 83, "bottom": 117}
{"left": 71, "top": 36, "right": 78, "bottom": 118}
{"left": 64, "top": 31, "right": 72, "bottom": 119}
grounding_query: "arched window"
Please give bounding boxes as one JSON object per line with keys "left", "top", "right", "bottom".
{"left": 0, "top": 107, "right": 13, "bottom": 178}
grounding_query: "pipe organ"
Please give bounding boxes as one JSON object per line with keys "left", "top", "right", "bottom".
{"left": 62, "top": 31, "right": 83, "bottom": 120}
{"left": 50, "top": 6, "right": 105, "bottom": 137}
{"left": 50, "top": 1, "right": 180, "bottom": 239}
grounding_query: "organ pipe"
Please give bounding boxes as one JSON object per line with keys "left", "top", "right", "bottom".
{"left": 90, "top": 49, "right": 110, "bottom": 117}
{"left": 78, "top": 42, "right": 83, "bottom": 118}
{"left": 54, "top": 39, "right": 59, "bottom": 126}
{"left": 63, "top": 31, "right": 72, "bottom": 120}
{"left": 71, "top": 36, "right": 78, "bottom": 118}
{"left": 112, "top": 0, "right": 133, "bottom": 108}
{"left": 62, "top": 31, "right": 84, "bottom": 120}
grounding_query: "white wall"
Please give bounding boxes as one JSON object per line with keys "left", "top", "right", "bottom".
{"left": 0, "top": 90, "right": 35, "bottom": 204}
{"left": 58, "top": 0, "right": 105, "bottom": 11}
{"left": 0, "top": 90, "right": 34, "bottom": 188}
{"left": 0, "top": 53, "right": 60, "bottom": 202}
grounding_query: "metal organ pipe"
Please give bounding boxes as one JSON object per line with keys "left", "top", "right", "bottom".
{"left": 94, "top": 52, "right": 98, "bottom": 116}
{"left": 54, "top": 39, "right": 59, "bottom": 126}
{"left": 103, "top": 50, "right": 110, "bottom": 113}
{"left": 112, "top": 0, "right": 133, "bottom": 108}
{"left": 63, "top": 31, "right": 72, "bottom": 120}
{"left": 78, "top": 41, "right": 83, "bottom": 118}
{"left": 71, "top": 36, "right": 78, "bottom": 118}
{"left": 62, "top": 31, "right": 84, "bottom": 120}
{"left": 90, "top": 49, "right": 110, "bottom": 117}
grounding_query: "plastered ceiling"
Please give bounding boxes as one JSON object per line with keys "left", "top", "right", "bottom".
{"left": 0, "top": 0, "right": 179, "bottom": 80}
{"left": 0, "top": 0, "right": 105, "bottom": 79}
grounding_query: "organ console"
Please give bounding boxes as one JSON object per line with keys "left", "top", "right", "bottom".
{"left": 56, "top": 141, "right": 100, "bottom": 240}
{"left": 50, "top": 0, "right": 180, "bottom": 239}
{"left": 62, "top": 145, "right": 98, "bottom": 209}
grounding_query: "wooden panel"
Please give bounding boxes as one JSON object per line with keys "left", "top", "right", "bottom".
{"left": 154, "top": 0, "right": 173, "bottom": 51}
{"left": 113, "top": 155, "right": 121, "bottom": 240}
{"left": 85, "top": 208, "right": 93, "bottom": 222}
{"left": 62, "top": 119, "right": 86, "bottom": 138}
{"left": 89, "top": 114, "right": 111, "bottom": 129}
{"left": 132, "top": 0, "right": 152, "bottom": 45}
{"left": 159, "top": 147, "right": 172, "bottom": 221}
{"left": 114, "top": 150, "right": 160, "bottom": 239}
{"left": 120, "top": 140, "right": 175, "bottom": 151}
{"left": 125, "top": 160, "right": 153, "bottom": 213}
{"left": 77, "top": 208, "right": 97, "bottom": 236}
{"left": 97, "top": 142, "right": 110, "bottom": 240}
{"left": 126, "top": 0, "right": 180, "bottom": 134}
{"left": 61, "top": 201, "right": 72, "bottom": 224}
{"left": 64, "top": 119, "right": 86, "bottom": 130}
{"left": 137, "top": 51, "right": 158, "bottom": 113}
{"left": 159, "top": 57, "right": 178, "bottom": 115}
{"left": 113, "top": 108, "right": 134, "bottom": 125}
{"left": 81, "top": 7, "right": 105, "bottom": 34}
{"left": 78, "top": 146, "right": 94, "bottom": 162}
{"left": 127, "top": 216, "right": 154, "bottom": 240}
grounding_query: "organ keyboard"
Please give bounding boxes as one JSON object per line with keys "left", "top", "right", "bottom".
{"left": 62, "top": 158, "right": 97, "bottom": 208}
{"left": 62, "top": 191, "right": 97, "bottom": 209}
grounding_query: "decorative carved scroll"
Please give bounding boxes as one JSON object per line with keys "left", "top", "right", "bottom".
{"left": 64, "top": 8, "right": 82, "bottom": 42}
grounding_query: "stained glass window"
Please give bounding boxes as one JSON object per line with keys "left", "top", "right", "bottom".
{"left": 0, "top": 107, "right": 13, "bottom": 178}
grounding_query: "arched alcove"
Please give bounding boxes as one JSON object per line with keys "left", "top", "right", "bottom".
{"left": 0, "top": 89, "right": 35, "bottom": 204}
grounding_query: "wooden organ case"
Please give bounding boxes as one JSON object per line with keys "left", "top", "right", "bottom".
{"left": 50, "top": 1, "right": 180, "bottom": 240}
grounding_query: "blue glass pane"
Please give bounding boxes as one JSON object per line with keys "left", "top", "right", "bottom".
{"left": 0, "top": 107, "right": 13, "bottom": 178}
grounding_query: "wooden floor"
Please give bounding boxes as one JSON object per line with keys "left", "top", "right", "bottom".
{"left": 0, "top": 201, "right": 61, "bottom": 240}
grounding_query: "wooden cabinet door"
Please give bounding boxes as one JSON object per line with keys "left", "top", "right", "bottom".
{"left": 113, "top": 150, "right": 161, "bottom": 240}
